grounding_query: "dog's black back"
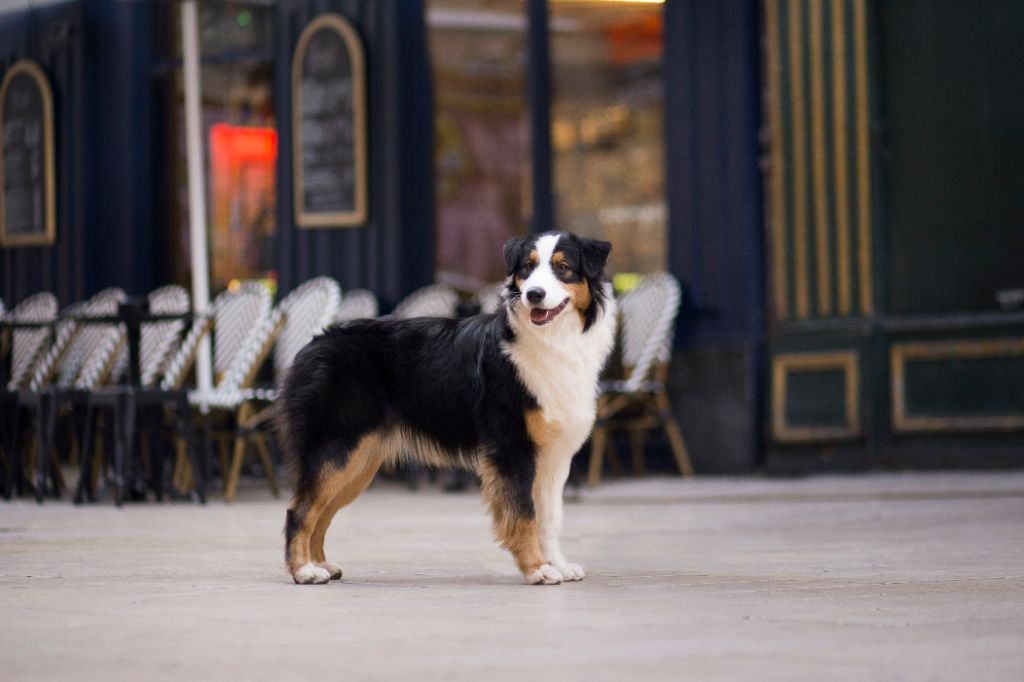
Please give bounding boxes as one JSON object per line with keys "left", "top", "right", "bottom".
{"left": 278, "top": 309, "right": 535, "bottom": 499}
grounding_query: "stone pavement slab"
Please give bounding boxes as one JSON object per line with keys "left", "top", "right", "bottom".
{"left": 1, "top": 472, "right": 1023, "bottom": 680}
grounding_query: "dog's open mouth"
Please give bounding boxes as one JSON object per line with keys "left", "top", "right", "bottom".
{"left": 529, "top": 298, "right": 569, "bottom": 326}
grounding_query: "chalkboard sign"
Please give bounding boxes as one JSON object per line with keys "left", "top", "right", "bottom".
{"left": 0, "top": 59, "right": 56, "bottom": 247}
{"left": 292, "top": 13, "right": 367, "bottom": 228}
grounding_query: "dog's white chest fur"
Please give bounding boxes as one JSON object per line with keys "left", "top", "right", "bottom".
{"left": 505, "top": 288, "right": 617, "bottom": 454}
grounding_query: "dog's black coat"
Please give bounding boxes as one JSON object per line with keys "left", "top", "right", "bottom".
{"left": 278, "top": 232, "right": 610, "bottom": 566}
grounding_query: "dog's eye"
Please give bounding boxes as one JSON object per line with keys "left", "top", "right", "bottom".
{"left": 557, "top": 262, "right": 571, "bottom": 275}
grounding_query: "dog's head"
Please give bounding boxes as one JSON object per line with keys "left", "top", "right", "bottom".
{"left": 503, "top": 231, "right": 612, "bottom": 332}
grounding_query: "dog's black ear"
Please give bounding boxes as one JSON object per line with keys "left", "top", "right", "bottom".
{"left": 580, "top": 238, "right": 612, "bottom": 279}
{"left": 503, "top": 236, "right": 530, "bottom": 276}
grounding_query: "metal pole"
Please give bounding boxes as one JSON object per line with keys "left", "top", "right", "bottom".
{"left": 181, "top": 0, "right": 213, "bottom": 395}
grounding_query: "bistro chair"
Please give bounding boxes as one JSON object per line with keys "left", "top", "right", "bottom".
{"left": 392, "top": 283, "right": 458, "bottom": 319}
{"left": 587, "top": 273, "right": 694, "bottom": 486}
{"left": 335, "top": 288, "right": 379, "bottom": 323}
{"left": 204, "top": 277, "right": 341, "bottom": 501}
{"left": 74, "top": 285, "right": 192, "bottom": 504}
{"left": 162, "top": 281, "right": 272, "bottom": 501}
{"left": 8, "top": 288, "right": 126, "bottom": 501}
{"left": 2, "top": 292, "right": 59, "bottom": 496}
{"left": 2, "top": 292, "right": 58, "bottom": 396}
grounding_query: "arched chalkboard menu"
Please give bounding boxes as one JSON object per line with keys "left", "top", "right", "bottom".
{"left": 0, "top": 59, "right": 56, "bottom": 247}
{"left": 292, "top": 13, "right": 367, "bottom": 228}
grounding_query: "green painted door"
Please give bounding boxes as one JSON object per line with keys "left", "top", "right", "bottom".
{"left": 878, "top": 0, "right": 1024, "bottom": 315}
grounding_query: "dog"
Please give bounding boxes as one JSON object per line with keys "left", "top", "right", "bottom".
{"left": 278, "top": 231, "right": 616, "bottom": 585}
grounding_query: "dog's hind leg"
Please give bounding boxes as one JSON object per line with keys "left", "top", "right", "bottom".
{"left": 309, "top": 442, "right": 383, "bottom": 580}
{"left": 285, "top": 433, "right": 385, "bottom": 584}
{"left": 480, "top": 457, "right": 563, "bottom": 585}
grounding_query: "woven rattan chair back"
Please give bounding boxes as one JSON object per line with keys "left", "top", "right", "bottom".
{"left": 109, "top": 285, "right": 191, "bottom": 388}
{"left": 26, "top": 288, "right": 125, "bottom": 392}
{"left": 617, "top": 273, "right": 681, "bottom": 392}
{"left": 141, "top": 285, "right": 191, "bottom": 387}
{"left": 272, "top": 277, "right": 341, "bottom": 383}
{"left": 218, "top": 309, "right": 283, "bottom": 393}
{"left": 474, "top": 282, "right": 505, "bottom": 315}
{"left": 67, "top": 288, "right": 130, "bottom": 391}
{"left": 392, "top": 284, "right": 458, "bottom": 319}
{"left": 335, "top": 288, "right": 379, "bottom": 323}
{"left": 213, "top": 282, "right": 272, "bottom": 378}
{"left": 160, "top": 283, "right": 270, "bottom": 391}
{"left": 4, "top": 292, "right": 58, "bottom": 391}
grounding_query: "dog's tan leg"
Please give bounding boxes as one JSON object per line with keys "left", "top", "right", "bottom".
{"left": 480, "top": 460, "right": 563, "bottom": 585}
{"left": 309, "top": 437, "right": 384, "bottom": 580}
{"left": 286, "top": 433, "right": 385, "bottom": 584}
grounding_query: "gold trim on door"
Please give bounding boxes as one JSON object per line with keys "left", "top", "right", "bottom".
{"left": 853, "top": 0, "right": 872, "bottom": 314}
{"left": 891, "top": 338, "right": 1024, "bottom": 433}
{"left": 765, "top": 0, "right": 788, "bottom": 321}
{"left": 772, "top": 350, "right": 861, "bottom": 442}
{"left": 787, "top": 0, "right": 810, "bottom": 319}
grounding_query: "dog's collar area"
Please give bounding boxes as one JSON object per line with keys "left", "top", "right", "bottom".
{"left": 529, "top": 298, "right": 569, "bottom": 326}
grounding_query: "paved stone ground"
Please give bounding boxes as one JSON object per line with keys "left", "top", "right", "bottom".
{"left": 2, "top": 471, "right": 1023, "bottom": 681}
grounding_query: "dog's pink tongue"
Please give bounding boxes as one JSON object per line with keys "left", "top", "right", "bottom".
{"left": 530, "top": 308, "right": 551, "bottom": 324}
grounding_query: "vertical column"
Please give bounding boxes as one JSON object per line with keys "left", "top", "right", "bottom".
{"left": 181, "top": 0, "right": 213, "bottom": 395}
{"left": 527, "top": 0, "right": 553, "bottom": 232}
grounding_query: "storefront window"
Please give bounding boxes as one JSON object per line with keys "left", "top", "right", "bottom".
{"left": 427, "top": 0, "right": 531, "bottom": 293}
{"left": 550, "top": 1, "right": 666, "bottom": 279}
{"left": 167, "top": 1, "right": 277, "bottom": 295}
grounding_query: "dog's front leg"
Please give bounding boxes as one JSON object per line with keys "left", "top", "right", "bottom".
{"left": 480, "top": 456, "right": 564, "bottom": 585}
{"left": 534, "top": 451, "right": 584, "bottom": 581}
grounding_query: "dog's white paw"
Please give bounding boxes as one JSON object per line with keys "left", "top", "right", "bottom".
{"left": 526, "top": 564, "right": 564, "bottom": 585}
{"left": 555, "top": 562, "right": 585, "bottom": 581}
{"left": 317, "top": 561, "right": 343, "bottom": 580}
{"left": 293, "top": 563, "right": 332, "bottom": 585}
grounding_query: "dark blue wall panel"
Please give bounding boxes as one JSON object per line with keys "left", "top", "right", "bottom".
{"left": 664, "top": 0, "right": 765, "bottom": 347}
{"left": 82, "top": 0, "right": 159, "bottom": 297}
{"left": 273, "top": 0, "right": 434, "bottom": 311}
{"left": 1, "top": 0, "right": 160, "bottom": 308}
{"left": 0, "top": 2, "right": 87, "bottom": 308}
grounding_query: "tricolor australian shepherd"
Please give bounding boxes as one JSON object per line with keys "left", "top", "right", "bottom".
{"left": 277, "top": 231, "right": 616, "bottom": 585}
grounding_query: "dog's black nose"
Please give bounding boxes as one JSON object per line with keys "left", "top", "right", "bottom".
{"left": 526, "top": 287, "right": 545, "bottom": 304}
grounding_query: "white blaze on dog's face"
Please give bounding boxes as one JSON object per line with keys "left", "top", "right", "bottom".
{"left": 504, "top": 232, "right": 612, "bottom": 331}
{"left": 520, "top": 234, "right": 569, "bottom": 324}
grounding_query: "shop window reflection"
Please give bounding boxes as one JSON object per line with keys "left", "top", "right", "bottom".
{"left": 168, "top": 1, "right": 276, "bottom": 295}
{"left": 551, "top": 1, "right": 666, "bottom": 278}
{"left": 428, "top": 0, "right": 531, "bottom": 293}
